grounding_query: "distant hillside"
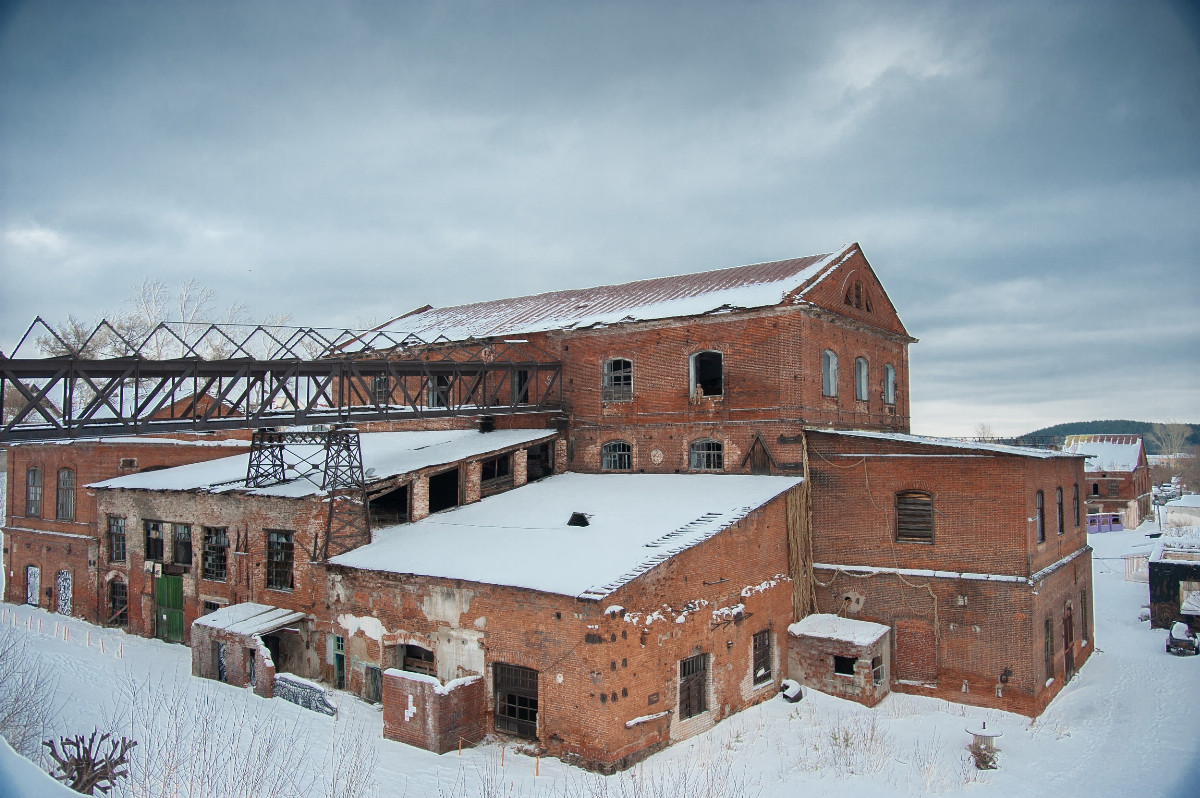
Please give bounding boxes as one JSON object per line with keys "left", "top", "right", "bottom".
{"left": 1021, "top": 420, "right": 1200, "bottom": 454}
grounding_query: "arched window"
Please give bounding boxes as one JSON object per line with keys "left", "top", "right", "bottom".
{"left": 56, "top": 468, "right": 75, "bottom": 522}
{"left": 601, "top": 441, "right": 632, "bottom": 471}
{"left": 895, "top": 490, "right": 934, "bottom": 542}
{"left": 855, "top": 358, "right": 869, "bottom": 402}
{"left": 844, "top": 280, "right": 873, "bottom": 312}
{"left": 1036, "top": 490, "right": 1045, "bottom": 543}
{"left": 821, "top": 350, "right": 838, "bottom": 397}
{"left": 689, "top": 439, "right": 724, "bottom": 471}
{"left": 601, "top": 358, "right": 633, "bottom": 402}
{"left": 689, "top": 351, "right": 723, "bottom": 398}
{"left": 25, "top": 467, "right": 42, "bottom": 518}
{"left": 883, "top": 364, "right": 896, "bottom": 406}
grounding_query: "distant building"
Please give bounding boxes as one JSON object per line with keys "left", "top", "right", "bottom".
{"left": 1061, "top": 435, "right": 1152, "bottom": 529}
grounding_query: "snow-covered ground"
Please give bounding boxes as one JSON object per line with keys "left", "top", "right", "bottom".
{"left": 3, "top": 520, "right": 1199, "bottom": 797}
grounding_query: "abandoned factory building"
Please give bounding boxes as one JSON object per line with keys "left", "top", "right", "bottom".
{"left": 3, "top": 242, "right": 1093, "bottom": 771}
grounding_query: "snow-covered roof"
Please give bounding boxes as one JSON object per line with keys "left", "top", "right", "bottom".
{"left": 1167, "top": 494, "right": 1200, "bottom": 508}
{"left": 193, "top": 602, "right": 308, "bottom": 636}
{"left": 1150, "top": 531, "right": 1200, "bottom": 565}
{"left": 788, "top": 613, "right": 890, "bottom": 646}
{"left": 89, "top": 429, "right": 556, "bottom": 498}
{"left": 810, "top": 429, "right": 1077, "bottom": 459}
{"left": 1061, "top": 435, "right": 1145, "bottom": 473}
{"left": 376, "top": 245, "right": 859, "bottom": 340}
{"left": 330, "top": 473, "right": 802, "bottom": 599}
{"left": 10, "top": 435, "right": 249, "bottom": 449}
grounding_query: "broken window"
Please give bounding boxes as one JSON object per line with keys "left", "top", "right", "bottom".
{"left": 689, "top": 439, "right": 724, "bottom": 471}
{"left": 494, "top": 663, "right": 539, "bottom": 739}
{"left": 679, "top": 654, "right": 708, "bottom": 719}
{"left": 526, "top": 443, "right": 553, "bottom": 482}
{"left": 144, "top": 520, "right": 165, "bottom": 562}
{"left": 203, "top": 600, "right": 220, "bottom": 614}
{"left": 601, "top": 358, "right": 633, "bottom": 402}
{"left": 844, "top": 280, "right": 873, "bottom": 312}
{"left": 372, "top": 376, "right": 390, "bottom": 405}
{"left": 689, "top": 351, "right": 723, "bottom": 398}
{"left": 266, "top": 530, "right": 294, "bottom": 591}
{"left": 871, "top": 655, "right": 884, "bottom": 685}
{"left": 895, "top": 491, "right": 934, "bottom": 542}
{"left": 821, "top": 350, "right": 838, "bottom": 397}
{"left": 403, "top": 644, "right": 435, "bottom": 676}
{"left": 833, "top": 655, "right": 856, "bottom": 676}
{"left": 56, "top": 468, "right": 75, "bottom": 521}
{"left": 25, "top": 467, "right": 42, "bottom": 517}
{"left": 202, "top": 527, "right": 228, "bottom": 581}
{"left": 515, "top": 369, "right": 530, "bottom": 404}
{"left": 1056, "top": 488, "right": 1064, "bottom": 536}
{"left": 1073, "top": 483, "right": 1081, "bottom": 527}
{"left": 369, "top": 483, "right": 410, "bottom": 527}
{"left": 883, "top": 363, "right": 896, "bottom": 405}
{"left": 601, "top": 441, "right": 632, "bottom": 471}
{"left": 107, "top": 516, "right": 126, "bottom": 563}
{"left": 428, "top": 469, "right": 460, "bottom": 513}
{"left": 428, "top": 375, "right": 451, "bottom": 408}
{"left": 480, "top": 454, "right": 513, "bottom": 496}
{"left": 855, "top": 358, "right": 869, "bottom": 402}
{"left": 108, "top": 580, "right": 128, "bottom": 627}
{"left": 752, "top": 630, "right": 772, "bottom": 685}
{"left": 1036, "top": 490, "right": 1045, "bottom": 543}
{"left": 173, "top": 523, "right": 192, "bottom": 565}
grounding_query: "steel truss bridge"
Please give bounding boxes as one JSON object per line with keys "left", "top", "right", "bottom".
{"left": 0, "top": 317, "right": 563, "bottom": 442}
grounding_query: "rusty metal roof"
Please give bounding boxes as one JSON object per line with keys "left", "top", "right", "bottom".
{"left": 383, "top": 243, "right": 858, "bottom": 340}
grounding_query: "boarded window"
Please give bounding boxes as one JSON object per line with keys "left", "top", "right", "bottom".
{"left": 855, "top": 357, "right": 869, "bottom": 402}
{"left": 173, "top": 523, "right": 192, "bottom": 565}
{"left": 108, "top": 516, "right": 126, "bottom": 562}
{"left": 494, "top": 663, "right": 538, "bottom": 739}
{"left": 25, "top": 467, "right": 42, "bottom": 517}
{"left": 203, "top": 527, "right": 228, "bottom": 582}
{"left": 601, "top": 441, "right": 632, "bottom": 471}
{"left": 690, "top": 351, "right": 723, "bottom": 398}
{"left": 834, "top": 655, "right": 856, "bottom": 676}
{"left": 821, "top": 350, "right": 838, "bottom": 397}
{"left": 689, "top": 439, "right": 724, "bottom": 471}
{"left": 679, "top": 654, "right": 708, "bottom": 719}
{"left": 266, "top": 530, "right": 294, "bottom": 591}
{"left": 895, "top": 491, "right": 933, "bottom": 542}
{"left": 752, "top": 630, "right": 772, "bottom": 685}
{"left": 144, "top": 521, "right": 165, "bottom": 562}
{"left": 601, "top": 358, "right": 633, "bottom": 402}
{"left": 56, "top": 468, "right": 75, "bottom": 521}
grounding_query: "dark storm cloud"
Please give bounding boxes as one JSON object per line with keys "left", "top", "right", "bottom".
{"left": 1, "top": 0, "right": 1197, "bottom": 434}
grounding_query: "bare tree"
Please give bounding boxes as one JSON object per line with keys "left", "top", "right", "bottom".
{"left": 0, "top": 625, "right": 63, "bottom": 764}
{"left": 974, "top": 423, "right": 995, "bottom": 439}
{"left": 43, "top": 730, "right": 136, "bottom": 795}
{"left": 1149, "top": 422, "right": 1191, "bottom": 466}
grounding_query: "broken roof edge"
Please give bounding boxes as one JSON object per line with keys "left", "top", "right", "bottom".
{"left": 806, "top": 428, "right": 1079, "bottom": 459}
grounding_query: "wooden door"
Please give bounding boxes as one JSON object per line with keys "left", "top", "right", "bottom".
{"left": 55, "top": 570, "right": 72, "bottom": 616}
{"left": 25, "top": 566, "right": 39, "bottom": 606}
{"left": 155, "top": 575, "right": 184, "bottom": 643}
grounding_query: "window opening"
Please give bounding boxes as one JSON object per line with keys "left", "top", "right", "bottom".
{"left": 173, "top": 523, "right": 192, "bottom": 565}
{"left": 1056, "top": 488, "right": 1064, "bottom": 536}
{"left": 526, "top": 443, "right": 553, "bottom": 482}
{"left": 494, "top": 663, "right": 539, "bottom": 739}
{"left": 752, "top": 631, "right": 772, "bottom": 685}
{"left": 333, "top": 635, "right": 345, "bottom": 689}
{"left": 871, "top": 655, "right": 884, "bottom": 685}
{"left": 821, "top": 350, "right": 838, "bottom": 397}
{"left": 266, "top": 530, "right": 294, "bottom": 591}
{"left": 1091, "top": 482, "right": 1099, "bottom": 496}
{"left": 601, "top": 441, "right": 632, "bottom": 471}
{"left": 403, "top": 644, "right": 435, "bottom": 676}
{"left": 896, "top": 491, "right": 934, "bottom": 542}
{"left": 428, "top": 375, "right": 451, "bottom": 408}
{"left": 428, "top": 469, "right": 460, "bottom": 513}
{"left": 203, "top": 600, "right": 220, "bottom": 614}
{"left": 689, "top": 439, "right": 724, "bottom": 471}
{"left": 690, "top": 351, "right": 723, "bottom": 398}
{"left": 855, "top": 357, "right": 869, "bottom": 402}
{"left": 202, "top": 527, "right": 229, "bottom": 582}
{"left": 56, "top": 468, "right": 75, "bottom": 521}
{"left": 108, "top": 516, "right": 127, "bottom": 563}
{"left": 144, "top": 521, "right": 165, "bottom": 562}
{"left": 369, "top": 483, "right": 410, "bottom": 527}
{"left": 1073, "top": 483, "right": 1081, "bottom": 527}
{"left": 1044, "top": 618, "right": 1053, "bottom": 679}
{"left": 601, "top": 358, "right": 633, "bottom": 402}
{"left": 25, "top": 467, "right": 42, "bottom": 517}
{"left": 1081, "top": 590, "right": 1089, "bottom": 641}
{"left": 883, "top": 363, "right": 896, "bottom": 405}
{"left": 1036, "top": 490, "right": 1045, "bottom": 543}
{"left": 833, "top": 655, "right": 856, "bottom": 676}
{"left": 108, "top": 580, "right": 128, "bottom": 626}
{"left": 372, "top": 375, "right": 390, "bottom": 405}
{"left": 679, "top": 654, "right": 708, "bottom": 719}
{"left": 515, "top": 369, "right": 530, "bottom": 404}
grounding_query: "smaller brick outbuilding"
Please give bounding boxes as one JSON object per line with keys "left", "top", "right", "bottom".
{"left": 1148, "top": 533, "right": 1200, "bottom": 631}
{"left": 788, "top": 613, "right": 890, "bottom": 707}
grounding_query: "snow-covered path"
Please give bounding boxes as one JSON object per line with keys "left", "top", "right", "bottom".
{"left": 3, "top": 521, "right": 1198, "bottom": 797}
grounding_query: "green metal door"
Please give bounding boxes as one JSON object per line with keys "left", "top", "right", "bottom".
{"left": 155, "top": 575, "right": 184, "bottom": 643}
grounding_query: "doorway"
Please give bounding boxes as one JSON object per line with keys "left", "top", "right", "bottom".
{"left": 55, "top": 570, "right": 72, "bottom": 616}
{"left": 155, "top": 575, "right": 184, "bottom": 643}
{"left": 25, "top": 566, "right": 40, "bottom": 606}
{"left": 494, "top": 663, "right": 539, "bottom": 739}
{"left": 428, "top": 469, "right": 460, "bottom": 514}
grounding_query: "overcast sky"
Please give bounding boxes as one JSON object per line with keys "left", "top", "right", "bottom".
{"left": 1, "top": 0, "right": 1197, "bottom": 436}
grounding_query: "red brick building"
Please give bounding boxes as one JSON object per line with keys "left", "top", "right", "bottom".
{"left": 1061, "top": 434, "right": 1152, "bottom": 529}
{"left": 3, "top": 243, "right": 1092, "bottom": 770}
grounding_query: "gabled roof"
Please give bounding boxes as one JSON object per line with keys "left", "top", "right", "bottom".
{"left": 330, "top": 473, "right": 802, "bottom": 600}
{"left": 380, "top": 244, "right": 870, "bottom": 340}
{"left": 1061, "top": 435, "right": 1146, "bottom": 473}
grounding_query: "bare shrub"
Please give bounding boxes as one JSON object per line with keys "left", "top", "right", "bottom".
{"left": 0, "top": 624, "right": 63, "bottom": 764}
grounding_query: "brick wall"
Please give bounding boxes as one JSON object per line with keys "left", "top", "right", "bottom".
{"left": 382, "top": 671, "right": 486, "bottom": 754}
{"left": 787, "top": 622, "right": 890, "bottom": 707}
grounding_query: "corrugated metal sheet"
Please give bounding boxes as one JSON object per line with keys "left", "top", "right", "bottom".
{"left": 381, "top": 244, "right": 857, "bottom": 340}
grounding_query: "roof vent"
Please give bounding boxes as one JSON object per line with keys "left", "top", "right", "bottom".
{"left": 478, "top": 416, "right": 496, "bottom": 433}
{"left": 567, "top": 512, "right": 590, "bottom": 527}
